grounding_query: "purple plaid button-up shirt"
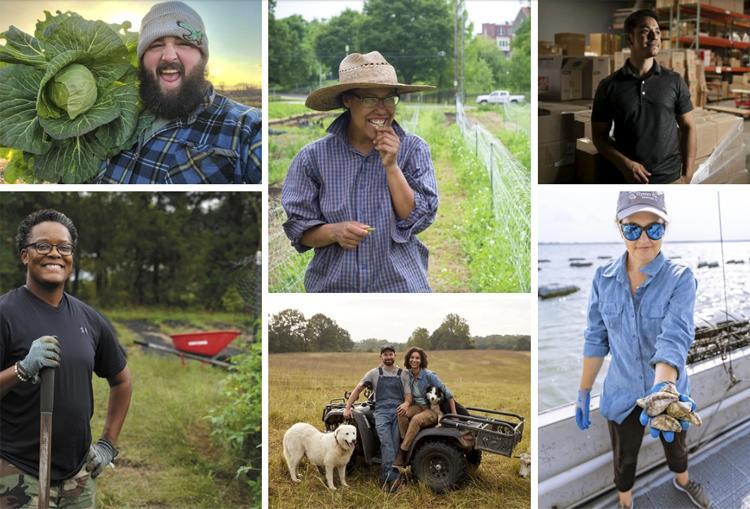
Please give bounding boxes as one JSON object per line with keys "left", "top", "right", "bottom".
{"left": 282, "top": 111, "right": 439, "bottom": 293}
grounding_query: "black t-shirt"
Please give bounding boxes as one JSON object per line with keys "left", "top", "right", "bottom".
{"left": 592, "top": 60, "right": 693, "bottom": 184}
{"left": 0, "top": 287, "right": 126, "bottom": 481}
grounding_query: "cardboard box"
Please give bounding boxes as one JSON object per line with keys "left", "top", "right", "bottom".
{"left": 614, "top": 49, "right": 631, "bottom": 70}
{"left": 574, "top": 138, "right": 626, "bottom": 184}
{"left": 582, "top": 56, "right": 611, "bottom": 99}
{"left": 589, "top": 33, "right": 609, "bottom": 56}
{"left": 539, "top": 41, "right": 562, "bottom": 55}
{"left": 539, "top": 56, "right": 584, "bottom": 101}
{"left": 538, "top": 102, "right": 590, "bottom": 183}
{"left": 656, "top": 0, "right": 675, "bottom": 7}
{"left": 693, "top": 116, "right": 717, "bottom": 159}
{"left": 671, "top": 50, "right": 686, "bottom": 77}
{"left": 656, "top": 49, "right": 673, "bottom": 70}
{"left": 555, "top": 33, "right": 586, "bottom": 57}
{"left": 573, "top": 110, "right": 593, "bottom": 139}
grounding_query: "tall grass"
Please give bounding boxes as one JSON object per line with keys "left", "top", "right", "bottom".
{"left": 88, "top": 312, "right": 256, "bottom": 507}
{"left": 269, "top": 350, "right": 530, "bottom": 509}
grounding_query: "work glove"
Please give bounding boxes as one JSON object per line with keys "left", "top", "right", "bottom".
{"left": 575, "top": 389, "right": 591, "bottom": 430}
{"left": 18, "top": 336, "right": 60, "bottom": 379}
{"left": 639, "top": 382, "right": 685, "bottom": 443}
{"left": 86, "top": 438, "right": 118, "bottom": 478}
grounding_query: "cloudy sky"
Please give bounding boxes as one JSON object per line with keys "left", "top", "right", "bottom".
{"left": 0, "top": 0, "right": 262, "bottom": 86}
{"left": 538, "top": 188, "right": 750, "bottom": 243}
{"left": 268, "top": 293, "right": 531, "bottom": 342}
{"left": 274, "top": 0, "right": 529, "bottom": 35}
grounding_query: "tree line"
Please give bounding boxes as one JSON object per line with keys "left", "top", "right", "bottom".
{"left": 0, "top": 193, "right": 261, "bottom": 313}
{"left": 269, "top": 0, "right": 530, "bottom": 96}
{"left": 269, "top": 309, "right": 529, "bottom": 353}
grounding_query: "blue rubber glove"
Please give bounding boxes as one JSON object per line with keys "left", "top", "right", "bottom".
{"left": 575, "top": 389, "right": 591, "bottom": 430}
{"left": 639, "top": 382, "right": 681, "bottom": 443}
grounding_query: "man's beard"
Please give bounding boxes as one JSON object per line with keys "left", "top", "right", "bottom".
{"left": 383, "top": 358, "right": 395, "bottom": 366}
{"left": 139, "top": 59, "right": 210, "bottom": 119}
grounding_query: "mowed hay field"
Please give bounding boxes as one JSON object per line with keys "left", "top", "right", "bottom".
{"left": 269, "top": 350, "right": 530, "bottom": 508}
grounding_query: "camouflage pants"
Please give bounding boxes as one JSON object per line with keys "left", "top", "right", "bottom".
{"left": 0, "top": 458, "right": 95, "bottom": 508}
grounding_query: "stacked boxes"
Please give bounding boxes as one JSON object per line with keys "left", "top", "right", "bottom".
{"left": 538, "top": 102, "right": 590, "bottom": 183}
{"left": 539, "top": 56, "right": 584, "bottom": 101}
{"left": 554, "top": 33, "right": 585, "bottom": 57}
{"left": 570, "top": 109, "right": 746, "bottom": 184}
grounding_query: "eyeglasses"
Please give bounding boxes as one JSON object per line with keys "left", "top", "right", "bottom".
{"left": 23, "top": 242, "right": 75, "bottom": 256}
{"left": 620, "top": 222, "right": 666, "bottom": 241}
{"left": 350, "top": 93, "right": 400, "bottom": 108}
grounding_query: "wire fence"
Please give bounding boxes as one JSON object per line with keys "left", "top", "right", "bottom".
{"left": 501, "top": 101, "right": 531, "bottom": 134}
{"left": 456, "top": 97, "right": 530, "bottom": 291}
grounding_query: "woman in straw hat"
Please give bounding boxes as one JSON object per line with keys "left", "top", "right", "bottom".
{"left": 575, "top": 191, "right": 711, "bottom": 509}
{"left": 281, "top": 51, "right": 438, "bottom": 293}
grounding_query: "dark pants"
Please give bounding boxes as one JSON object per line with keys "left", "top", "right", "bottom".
{"left": 608, "top": 407, "right": 688, "bottom": 492}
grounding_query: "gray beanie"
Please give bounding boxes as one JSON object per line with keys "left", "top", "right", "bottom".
{"left": 137, "top": 1, "right": 209, "bottom": 60}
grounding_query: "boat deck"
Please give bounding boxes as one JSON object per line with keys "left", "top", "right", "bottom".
{"left": 634, "top": 421, "right": 750, "bottom": 509}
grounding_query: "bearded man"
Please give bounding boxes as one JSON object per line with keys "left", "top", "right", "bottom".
{"left": 96, "top": 1, "right": 262, "bottom": 184}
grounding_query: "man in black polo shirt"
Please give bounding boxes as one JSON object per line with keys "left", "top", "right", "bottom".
{"left": 592, "top": 9, "right": 697, "bottom": 184}
{"left": 0, "top": 210, "right": 132, "bottom": 508}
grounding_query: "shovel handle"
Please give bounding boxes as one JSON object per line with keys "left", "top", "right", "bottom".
{"left": 39, "top": 368, "right": 55, "bottom": 509}
{"left": 40, "top": 368, "right": 55, "bottom": 413}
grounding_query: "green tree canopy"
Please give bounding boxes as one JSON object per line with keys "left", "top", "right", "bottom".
{"left": 269, "top": 309, "right": 308, "bottom": 353}
{"left": 314, "top": 9, "right": 364, "bottom": 77}
{"left": 430, "top": 313, "right": 473, "bottom": 350}
{"left": 407, "top": 327, "right": 431, "bottom": 349}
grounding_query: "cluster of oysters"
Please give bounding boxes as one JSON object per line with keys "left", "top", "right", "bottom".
{"left": 636, "top": 382, "right": 702, "bottom": 432}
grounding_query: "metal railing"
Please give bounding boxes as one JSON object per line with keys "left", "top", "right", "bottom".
{"left": 455, "top": 97, "right": 530, "bottom": 291}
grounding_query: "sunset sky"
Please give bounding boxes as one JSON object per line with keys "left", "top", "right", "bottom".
{"left": 0, "top": 0, "right": 262, "bottom": 87}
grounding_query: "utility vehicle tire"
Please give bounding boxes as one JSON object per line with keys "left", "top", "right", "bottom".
{"left": 479, "top": 100, "right": 487, "bottom": 104}
{"left": 411, "top": 440, "right": 468, "bottom": 493}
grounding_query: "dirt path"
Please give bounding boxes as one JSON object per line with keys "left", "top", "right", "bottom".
{"left": 420, "top": 150, "right": 472, "bottom": 292}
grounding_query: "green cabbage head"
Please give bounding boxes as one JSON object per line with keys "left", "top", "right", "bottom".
{"left": 47, "top": 63, "right": 98, "bottom": 120}
{"left": 0, "top": 11, "right": 149, "bottom": 183}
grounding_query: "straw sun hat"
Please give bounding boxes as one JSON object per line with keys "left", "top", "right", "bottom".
{"left": 305, "top": 51, "right": 435, "bottom": 111}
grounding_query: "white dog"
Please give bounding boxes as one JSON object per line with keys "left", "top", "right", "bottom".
{"left": 517, "top": 452, "right": 531, "bottom": 478}
{"left": 283, "top": 423, "right": 357, "bottom": 490}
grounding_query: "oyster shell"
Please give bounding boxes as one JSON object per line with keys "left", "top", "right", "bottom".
{"left": 637, "top": 391, "right": 679, "bottom": 417}
{"left": 650, "top": 414, "right": 682, "bottom": 432}
{"left": 666, "top": 401, "right": 702, "bottom": 426}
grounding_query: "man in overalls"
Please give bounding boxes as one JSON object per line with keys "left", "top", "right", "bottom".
{"left": 344, "top": 345, "right": 411, "bottom": 491}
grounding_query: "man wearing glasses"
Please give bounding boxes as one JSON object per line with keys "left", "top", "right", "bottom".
{"left": 282, "top": 51, "right": 439, "bottom": 292}
{"left": 0, "top": 210, "right": 132, "bottom": 508}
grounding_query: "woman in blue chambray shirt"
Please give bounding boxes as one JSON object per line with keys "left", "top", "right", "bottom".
{"left": 392, "top": 347, "right": 456, "bottom": 467}
{"left": 282, "top": 52, "right": 439, "bottom": 293}
{"left": 574, "top": 192, "right": 712, "bottom": 509}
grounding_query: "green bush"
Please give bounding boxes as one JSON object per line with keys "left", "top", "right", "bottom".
{"left": 207, "top": 340, "right": 262, "bottom": 507}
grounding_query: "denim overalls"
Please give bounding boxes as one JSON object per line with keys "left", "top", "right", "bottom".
{"left": 373, "top": 367, "right": 403, "bottom": 483}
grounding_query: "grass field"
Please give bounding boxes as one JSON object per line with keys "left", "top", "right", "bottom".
{"left": 87, "top": 309, "right": 256, "bottom": 508}
{"left": 268, "top": 350, "right": 531, "bottom": 508}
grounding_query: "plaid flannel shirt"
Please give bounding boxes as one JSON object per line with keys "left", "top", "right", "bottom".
{"left": 96, "top": 87, "right": 261, "bottom": 184}
{"left": 281, "top": 111, "right": 439, "bottom": 293}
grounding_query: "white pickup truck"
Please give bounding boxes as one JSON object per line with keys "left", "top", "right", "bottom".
{"left": 475, "top": 90, "right": 525, "bottom": 104}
